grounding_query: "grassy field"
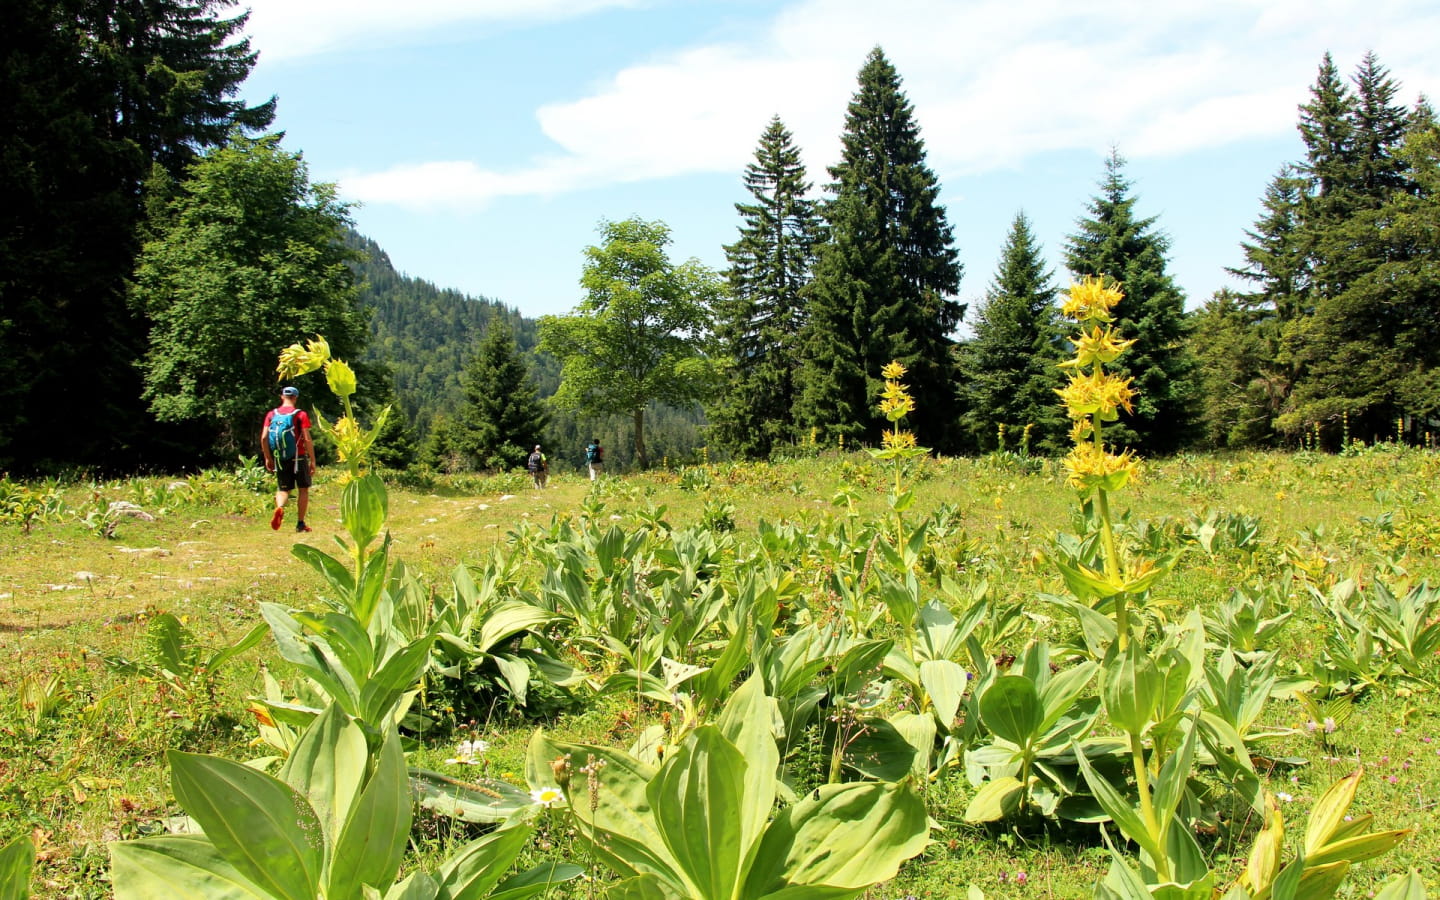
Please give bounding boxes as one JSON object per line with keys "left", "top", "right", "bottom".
{"left": 2, "top": 447, "right": 1439, "bottom": 898}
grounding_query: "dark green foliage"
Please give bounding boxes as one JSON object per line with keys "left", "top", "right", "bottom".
{"left": 1263, "top": 54, "right": 1440, "bottom": 443}
{"left": 456, "top": 320, "right": 550, "bottom": 471}
{"left": 539, "top": 217, "right": 723, "bottom": 469}
{"left": 1281, "top": 120, "right": 1440, "bottom": 442}
{"left": 1190, "top": 291, "right": 1287, "bottom": 449}
{"left": 712, "top": 116, "right": 819, "bottom": 460}
{"left": 0, "top": 0, "right": 272, "bottom": 472}
{"left": 796, "top": 47, "right": 964, "bottom": 451}
{"left": 349, "top": 232, "right": 550, "bottom": 439}
{"left": 132, "top": 134, "right": 366, "bottom": 453}
{"left": 958, "top": 213, "right": 1067, "bottom": 454}
{"left": 1065, "top": 151, "right": 1199, "bottom": 454}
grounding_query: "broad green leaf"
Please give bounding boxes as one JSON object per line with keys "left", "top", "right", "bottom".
{"left": 474, "top": 604, "right": 556, "bottom": 651}
{"left": 1074, "top": 741, "right": 1162, "bottom": 861}
{"left": 341, "top": 474, "right": 387, "bottom": 553}
{"left": 1303, "top": 770, "right": 1362, "bottom": 857}
{"left": 524, "top": 733, "right": 675, "bottom": 884}
{"left": 1293, "top": 859, "right": 1349, "bottom": 900}
{"left": 1103, "top": 645, "right": 1161, "bottom": 736}
{"left": 110, "top": 835, "right": 265, "bottom": 900}
{"left": 919, "top": 659, "right": 966, "bottom": 729}
{"left": 411, "top": 769, "right": 532, "bottom": 824}
{"left": 290, "top": 543, "right": 355, "bottom": 598}
{"left": 0, "top": 834, "right": 34, "bottom": 900}
{"left": 841, "top": 717, "right": 916, "bottom": 781}
{"left": 487, "top": 862, "right": 587, "bottom": 900}
{"left": 358, "top": 635, "right": 436, "bottom": 722}
{"left": 979, "top": 676, "right": 1042, "bottom": 746}
{"left": 605, "top": 874, "right": 683, "bottom": 900}
{"left": 1306, "top": 829, "right": 1413, "bottom": 867}
{"left": 743, "top": 781, "right": 926, "bottom": 896}
{"left": 1153, "top": 720, "right": 1199, "bottom": 830}
{"left": 1373, "top": 871, "right": 1429, "bottom": 900}
{"left": 1037, "top": 660, "right": 1099, "bottom": 733}
{"left": 650, "top": 727, "right": 746, "bottom": 900}
{"left": 962, "top": 776, "right": 1026, "bottom": 823}
{"left": 435, "top": 824, "right": 534, "bottom": 900}
{"left": 889, "top": 711, "right": 937, "bottom": 779}
{"left": 381, "top": 871, "right": 440, "bottom": 900}
{"left": 278, "top": 703, "right": 367, "bottom": 842}
{"left": 716, "top": 674, "right": 781, "bottom": 853}
{"left": 329, "top": 728, "right": 411, "bottom": 897}
{"left": 167, "top": 751, "right": 323, "bottom": 900}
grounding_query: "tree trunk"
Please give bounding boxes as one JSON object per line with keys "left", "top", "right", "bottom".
{"left": 633, "top": 407, "right": 647, "bottom": 469}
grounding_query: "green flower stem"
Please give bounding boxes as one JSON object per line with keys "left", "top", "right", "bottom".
{"left": 1088, "top": 377, "right": 1128, "bottom": 650}
{"left": 1130, "top": 731, "right": 1165, "bottom": 881}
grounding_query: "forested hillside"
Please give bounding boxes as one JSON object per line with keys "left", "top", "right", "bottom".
{"left": 348, "top": 232, "right": 708, "bottom": 470}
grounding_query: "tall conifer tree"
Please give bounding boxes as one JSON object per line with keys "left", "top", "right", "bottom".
{"left": 1065, "top": 151, "right": 1199, "bottom": 454}
{"left": 796, "top": 47, "right": 964, "bottom": 450}
{"left": 457, "top": 320, "right": 550, "bottom": 471}
{"left": 712, "top": 116, "right": 819, "bottom": 459}
{"left": 0, "top": 0, "right": 273, "bottom": 470}
{"left": 957, "top": 213, "right": 1066, "bottom": 454}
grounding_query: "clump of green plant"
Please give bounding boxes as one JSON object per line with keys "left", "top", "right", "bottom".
{"left": 98, "top": 612, "right": 266, "bottom": 726}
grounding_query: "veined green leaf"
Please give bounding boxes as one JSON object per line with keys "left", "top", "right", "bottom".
{"left": 167, "top": 750, "right": 324, "bottom": 900}
{"left": 110, "top": 835, "right": 266, "bottom": 900}
{"left": 962, "top": 776, "right": 1026, "bottom": 823}
{"left": 278, "top": 704, "right": 367, "bottom": 844}
{"left": 329, "top": 728, "right": 411, "bottom": 897}
{"left": 649, "top": 727, "right": 747, "bottom": 900}
{"left": 0, "top": 834, "right": 34, "bottom": 900}
{"left": 742, "top": 781, "right": 927, "bottom": 896}
{"left": 979, "top": 676, "right": 1042, "bottom": 747}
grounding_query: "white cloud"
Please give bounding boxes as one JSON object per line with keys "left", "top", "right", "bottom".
{"left": 336, "top": 0, "right": 1440, "bottom": 209}
{"left": 243, "top": 0, "right": 645, "bottom": 62}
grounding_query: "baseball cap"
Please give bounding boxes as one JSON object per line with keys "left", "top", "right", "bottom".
{"left": 281, "top": 386, "right": 299, "bottom": 397}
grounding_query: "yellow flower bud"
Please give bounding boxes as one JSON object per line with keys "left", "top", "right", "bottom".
{"left": 325, "top": 359, "right": 357, "bottom": 398}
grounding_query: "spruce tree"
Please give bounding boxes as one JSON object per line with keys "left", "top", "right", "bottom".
{"left": 1064, "top": 151, "right": 1199, "bottom": 454}
{"left": 957, "top": 213, "right": 1066, "bottom": 454}
{"left": 0, "top": 0, "right": 273, "bottom": 471}
{"left": 712, "top": 116, "right": 819, "bottom": 459}
{"left": 796, "top": 47, "right": 964, "bottom": 451}
{"left": 457, "top": 320, "right": 550, "bottom": 471}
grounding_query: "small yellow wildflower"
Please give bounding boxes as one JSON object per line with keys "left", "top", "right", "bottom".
{"left": 1062, "top": 441, "right": 1139, "bottom": 495}
{"left": 1056, "top": 369, "right": 1135, "bottom": 421}
{"left": 880, "top": 361, "right": 908, "bottom": 381}
{"left": 881, "top": 428, "right": 917, "bottom": 450}
{"left": 1060, "top": 276, "right": 1124, "bottom": 322}
{"left": 1063, "top": 325, "right": 1136, "bottom": 370}
{"left": 276, "top": 335, "right": 330, "bottom": 379}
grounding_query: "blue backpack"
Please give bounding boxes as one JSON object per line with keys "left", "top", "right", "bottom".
{"left": 267, "top": 408, "right": 302, "bottom": 460}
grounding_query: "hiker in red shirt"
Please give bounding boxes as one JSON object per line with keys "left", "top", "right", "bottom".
{"left": 261, "top": 386, "right": 316, "bottom": 533}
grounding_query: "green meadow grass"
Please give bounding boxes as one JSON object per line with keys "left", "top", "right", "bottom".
{"left": 2, "top": 448, "right": 1438, "bottom": 898}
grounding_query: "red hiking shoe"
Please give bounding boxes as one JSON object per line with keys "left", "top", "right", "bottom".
{"left": 270, "top": 507, "right": 284, "bottom": 530}
{"left": 295, "top": 522, "right": 313, "bottom": 533}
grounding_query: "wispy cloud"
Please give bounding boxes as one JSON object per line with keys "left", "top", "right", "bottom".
{"left": 243, "top": 0, "right": 646, "bottom": 62}
{"left": 331, "top": 0, "right": 1440, "bottom": 209}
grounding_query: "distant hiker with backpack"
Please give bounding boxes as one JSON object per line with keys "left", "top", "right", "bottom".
{"left": 585, "top": 438, "right": 604, "bottom": 481}
{"left": 261, "top": 386, "right": 316, "bottom": 532}
{"left": 527, "top": 444, "right": 548, "bottom": 489}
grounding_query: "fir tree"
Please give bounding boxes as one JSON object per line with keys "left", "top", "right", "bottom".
{"left": 712, "top": 116, "right": 820, "bottom": 459}
{"left": 456, "top": 320, "right": 550, "bottom": 471}
{"left": 796, "top": 47, "right": 964, "bottom": 451}
{"left": 0, "top": 0, "right": 273, "bottom": 471}
{"left": 1064, "top": 151, "right": 1199, "bottom": 454}
{"left": 957, "top": 213, "right": 1066, "bottom": 454}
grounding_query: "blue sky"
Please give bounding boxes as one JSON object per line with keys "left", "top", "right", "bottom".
{"left": 237, "top": 0, "right": 1440, "bottom": 323}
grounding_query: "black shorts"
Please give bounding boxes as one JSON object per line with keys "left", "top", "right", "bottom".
{"left": 276, "top": 458, "right": 312, "bottom": 492}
